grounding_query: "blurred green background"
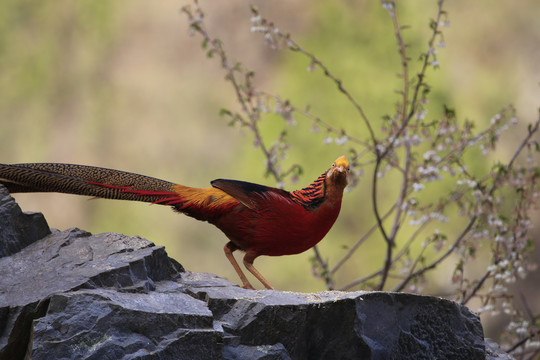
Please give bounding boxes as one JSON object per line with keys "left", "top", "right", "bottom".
{"left": 1, "top": 0, "right": 539, "bottom": 336}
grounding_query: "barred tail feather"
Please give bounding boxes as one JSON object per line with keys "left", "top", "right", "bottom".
{"left": 0, "top": 163, "right": 181, "bottom": 204}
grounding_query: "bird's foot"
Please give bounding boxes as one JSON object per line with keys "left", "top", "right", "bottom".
{"left": 241, "top": 283, "right": 256, "bottom": 290}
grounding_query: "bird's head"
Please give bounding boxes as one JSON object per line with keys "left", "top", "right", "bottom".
{"left": 326, "top": 155, "right": 349, "bottom": 188}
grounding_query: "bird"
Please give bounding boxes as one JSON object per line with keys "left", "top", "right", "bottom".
{"left": 0, "top": 156, "right": 349, "bottom": 289}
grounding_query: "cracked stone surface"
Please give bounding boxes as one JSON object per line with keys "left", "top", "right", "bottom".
{"left": 0, "top": 184, "right": 509, "bottom": 359}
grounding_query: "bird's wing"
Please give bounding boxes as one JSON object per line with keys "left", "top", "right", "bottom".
{"left": 210, "top": 179, "right": 290, "bottom": 210}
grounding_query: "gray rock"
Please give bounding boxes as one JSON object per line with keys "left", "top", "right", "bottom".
{"left": 0, "top": 186, "right": 50, "bottom": 258}
{"left": 0, "top": 184, "right": 182, "bottom": 359}
{"left": 0, "top": 184, "right": 508, "bottom": 359}
{"left": 187, "top": 286, "right": 486, "bottom": 360}
{"left": 0, "top": 227, "right": 181, "bottom": 308}
{"left": 31, "top": 289, "right": 220, "bottom": 360}
{"left": 485, "top": 338, "right": 515, "bottom": 360}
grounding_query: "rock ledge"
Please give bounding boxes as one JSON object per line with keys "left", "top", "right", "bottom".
{"left": 0, "top": 185, "right": 508, "bottom": 359}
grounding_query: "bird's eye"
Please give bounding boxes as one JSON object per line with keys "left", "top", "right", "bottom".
{"left": 332, "top": 162, "right": 335, "bottom": 167}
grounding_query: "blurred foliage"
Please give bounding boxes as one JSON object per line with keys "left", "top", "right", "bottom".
{"left": 1, "top": 0, "right": 539, "bottom": 348}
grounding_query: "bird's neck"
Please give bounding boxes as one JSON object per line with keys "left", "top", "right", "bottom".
{"left": 289, "top": 172, "right": 326, "bottom": 209}
{"left": 290, "top": 172, "right": 346, "bottom": 212}
{"left": 306, "top": 180, "right": 344, "bottom": 239}
{"left": 322, "top": 182, "right": 345, "bottom": 209}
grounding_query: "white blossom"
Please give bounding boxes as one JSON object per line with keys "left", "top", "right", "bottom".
{"left": 488, "top": 215, "right": 503, "bottom": 227}
{"left": 477, "top": 304, "right": 494, "bottom": 314}
{"left": 415, "top": 109, "right": 427, "bottom": 120}
{"left": 335, "top": 136, "right": 348, "bottom": 145}
{"left": 439, "top": 20, "right": 451, "bottom": 27}
{"left": 491, "top": 113, "right": 502, "bottom": 124}
{"left": 492, "top": 284, "right": 508, "bottom": 296}
{"left": 410, "top": 214, "right": 428, "bottom": 226}
{"left": 430, "top": 212, "right": 449, "bottom": 223}
{"left": 457, "top": 179, "right": 477, "bottom": 188}
{"left": 250, "top": 26, "right": 267, "bottom": 33}
{"left": 406, "top": 134, "right": 422, "bottom": 146}
{"left": 518, "top": 266, "right": 527, "bottom": 279}
{"left": 418, "top": 165, "right": 442, "bottom": 182}
{"left": 525, "top": 341, "right": 540, "bottom": 349}
{"left": 423, "top": 150, "right": 441, "bottom": 162}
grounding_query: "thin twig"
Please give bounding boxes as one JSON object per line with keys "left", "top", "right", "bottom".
{"left": 461, "top": 270, "right": 492, "bottom": 305}
{"left": 182, "top": 2, "right": 282, "bottom": 182}
{"left": 249, "top": 7, "right": 377, "bottom": 147}
{"left": 372, "top": 0, "right": 447, "bottom": 290}
{"left": 331, "top": 204, "right": 396, "bottom": 275}
{"left": 311, "top": 245, "right": 334, "bottom": 290}
{"left": 505, "top": 328, "right": 540, "bottom": 355}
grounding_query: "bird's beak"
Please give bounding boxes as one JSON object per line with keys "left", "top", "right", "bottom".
{"left": 327, "top": 157, "right": 349, "bottom": 187}
{"left": 335, "top": 156, "right": 349, "bottom": 174}
{"left": 328, "top": 166, "right": 345, "bottom": 178}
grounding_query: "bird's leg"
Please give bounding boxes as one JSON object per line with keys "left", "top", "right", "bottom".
{"left": 224, "top": 242, "right": 255, "bottom": 290}
{"left": 243, "top": 252, "right": 275, "bottom": 290}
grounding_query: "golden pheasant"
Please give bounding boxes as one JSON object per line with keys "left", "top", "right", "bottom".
{"left": 0, "top": 156, "right": 349, "bottom": 289}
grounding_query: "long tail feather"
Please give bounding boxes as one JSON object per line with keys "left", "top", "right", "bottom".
{"left": 0, "top": 163, "right": 180, "bottom": 204}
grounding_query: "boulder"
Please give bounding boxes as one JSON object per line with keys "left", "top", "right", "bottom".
{"left": 0, "top": 186, "right": 50, "bottom": 258}
{"left": 0, "top": 185, "right": 508, "bottom": 359}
